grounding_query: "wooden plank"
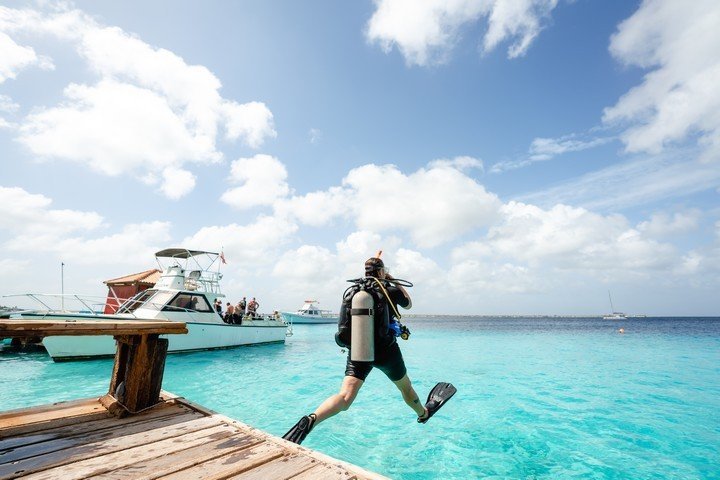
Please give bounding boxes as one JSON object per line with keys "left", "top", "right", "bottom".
{"left": 1, "top": 409, "right": 203, "bottom": 464}
{"left": 228, "top": 453, "right": 318, "bottom": 480}
{"left": 289, "top": 464, "right": 358, "bottom": 480}
{"left": 90, "top": 432, "right": 262, "bottom": 479}
{"left": 0, "top": 416, "right": 226, "bottom": 479}
{"left": 22, "top": 423, "right": 238, "bottom": 480}
{"left": 157, "top": 441, "right": 285, "bottom": 480}
{"left": 0, "top": 400, "right": 108, "bottom": 431}
{"left": 0, "top": 397, "right": 101, "bottom": 423}
{"left": 0, "top": 402, "right": 184, "bottom": 451}
{"left": 0, "top": 319, "right": 187, "bottom": 337}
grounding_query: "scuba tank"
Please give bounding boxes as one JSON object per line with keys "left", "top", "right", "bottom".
{"left": 350, "top": 290, "right": 374, "bottom": 361}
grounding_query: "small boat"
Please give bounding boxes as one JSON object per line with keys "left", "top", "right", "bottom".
{"left": 602, "top": 291, "right": 627, "bottom": 320}
{"left": 2, "top": 248, "right": 290, "bottom": 361}
{"left": 281, "top": 300, "right": 338, "bottom": 324}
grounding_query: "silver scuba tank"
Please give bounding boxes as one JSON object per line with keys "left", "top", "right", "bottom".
{"left": 350, "top": 289, "right": 374, "bottom": 361}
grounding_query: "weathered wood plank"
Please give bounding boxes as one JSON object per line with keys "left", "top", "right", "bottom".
{"left": 0, "top": 402, "right": 183, "bottom": 451}
{"left": 0, "top": 416, "right": 225, "bottom": 479}
{"left": 0, "top": 401, "right": 108, "bottom": 431}
{"left": 22, "top": 423, "right": 238, "bottom": 480}
{"left": 0, "top": 319, "right": 187, "bottom": 337}
{"left": 0, "top": 397, "right": 100, "bottom": 422}
{"left": 1, "top": 409, "right": 202, "bottom": 464}
{"left": 289, "top": 464, "right": 358, "bottom": 480}
{"left": 157, "top": 441, "right": 285, "bottom": 480}
{"left": 90, "top": 432, "right": 262, "bottom": 479}
{"left": 228, "top": 453, "right": 318, "bottom": 480}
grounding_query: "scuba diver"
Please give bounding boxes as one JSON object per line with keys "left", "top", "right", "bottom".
{"left": 283, "top": 254, "right": 456, "bottom": 445}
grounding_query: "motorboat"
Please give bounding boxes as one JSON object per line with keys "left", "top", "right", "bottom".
{"left": 1, "top": 248, "right": 290, "bottom": 361}
{"left": 281, "top": 300, "right": 338, "bottom": 324}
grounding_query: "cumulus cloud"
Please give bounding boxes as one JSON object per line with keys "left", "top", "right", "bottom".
{"left": 54, "top": 221, "right": 172, "bottom": 265}
{"left": 455, "top": 201, "right": 677, "bottom": 274}
{"left": 603, "top": 0, "right": 720, "bottom": 161}
{"left": 183, "top": 215, "right": 298, "bottom": 268}
{"left": 2, "top": 5, "right": 277, "bottom": 198}
{"left": 276, "top": 160, "right": 501, "bottom": 247}
{"left": 0, "top": 186, "right": 104, "bottom": 251}
{"left": 366, "top": 0, "right": 559, "bottom": 66}
{"left": 0, "top": 186, "right": 172, "bottom": 267}
{"left": 221, "top": 154, "right": 290, "bottom": 210}
{"left": 637, "top": 209, "right": 701, "bottom": 237}
{"left": 160, "top": 167, "right": 196, "bottom": 200}
{"left": 0, "top": 31, "right": 52, "bottom": 82}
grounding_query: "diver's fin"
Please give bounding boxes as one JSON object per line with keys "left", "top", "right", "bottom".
{"left": 282, "top": 413, "right": 317, "bottom": 444}
{"left": 418, "top": 382, "right": 457, "bottom": 424}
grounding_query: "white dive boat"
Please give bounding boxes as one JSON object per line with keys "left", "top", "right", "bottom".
{"left": 281, "top": 300, "right": 338, "bottom": 324}
{"left": 2, "top": 248, "right": 290, "bottom": 361}
{"left": 602, "top": 291, "right": 627, "bottom": 320}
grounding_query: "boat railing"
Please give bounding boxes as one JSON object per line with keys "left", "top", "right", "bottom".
{"left": 1, "top": 293, "right": 119, "bottom": 317}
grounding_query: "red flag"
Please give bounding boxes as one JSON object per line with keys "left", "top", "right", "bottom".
{"left": 220, "top": 251, "right": 226, "bottom": 264}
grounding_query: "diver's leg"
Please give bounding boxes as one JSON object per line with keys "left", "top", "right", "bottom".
{"left": 313, "top": 375, "right": 364, "bottom": 424}
{"left": 393, "top": 374, "right": 427, "bottom": 417}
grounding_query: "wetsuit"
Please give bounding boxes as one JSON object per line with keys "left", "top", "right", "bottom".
{"left": 345, "top": 284, "right": 409, "bottom": 382}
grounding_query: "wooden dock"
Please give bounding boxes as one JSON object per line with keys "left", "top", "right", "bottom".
{"left": 0, "top": 392, "right": 386, "bottom": 479}
{"left": 0, "top": 319, "right": 387, "bottom": 479}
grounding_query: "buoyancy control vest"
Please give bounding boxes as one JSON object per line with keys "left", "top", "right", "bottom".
{"left": 335, "top": 278, "right": 394, "bottom": 351}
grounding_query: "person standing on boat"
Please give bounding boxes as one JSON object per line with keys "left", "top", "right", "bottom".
{"left": 224, "top": 302, "right": 235, "bottom": 323}
{"left": 282, "top": 256, "right": 455, "bottom": 445}
{"left": 238, "top": 297, "right": 247, "bottom": 316}
{"left": 247, "top": 297, "right": 259, "bottom": 318}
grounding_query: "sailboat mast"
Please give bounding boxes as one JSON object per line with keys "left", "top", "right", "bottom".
{"left": 608, "top": 290, "right": 615, "bottom": 312}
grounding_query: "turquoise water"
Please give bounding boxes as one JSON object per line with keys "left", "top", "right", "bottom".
{"left": 2, "top": 317, "right": 719, "bottom": 479}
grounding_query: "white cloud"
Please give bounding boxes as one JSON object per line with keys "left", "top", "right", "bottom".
{"left": 366, "top": 0, "right": 559, "bottom": 67}
{"left": 491, "top": 134, "right": 613, "bottom": 173}
{"left": 222, "top": 101, "right": 276, "bottom": 148}
{"left": 637, "top": 209, "right": 701, "bottom": 236}
{"left": 275, "top": 160, "right": 500, "bottom": 247}
{"left": 427, "top": 155, "right": 483, "bottom": 171}
{"left": 603, "top": 0, "right": 720, "bottom": 161}
{"left": 0, "top": 186, "right": 104, "bottom": 251}
{"left": 3, "top": 5, "right": 277, "bottom": 198}
{"left": 343, "top": 163, "right": 500, "bottom": 247}
{"left": 309, "top": 128, "right": 322, "bottom": 144}
{"left": 221, "top": 154, "right": 290, "bottom": 210}
{"left": 183, "top": 215, "right": 298, "bottom": 268}
{"left": 0, "top": 94, "right": 19, "bottom": 112}
{"left": 53, "top": 221, "right": 172, "bottom": 266}
{"left": 160, "top": 167, "right": 196, "bottom": 200}
{"left": 272, "top": 245, "right": 336, "bottom": 282}
{"left": 0, "top": 31, "right": 43, "bottom": 83}
{"left": 518, "top": 152, "right": 720, "bottom": 211}
{"left": 456, "top": 201, "right": 677, "bottom": 274}
{"left": 19, "top": 81, "right": 220, "bottom": 176}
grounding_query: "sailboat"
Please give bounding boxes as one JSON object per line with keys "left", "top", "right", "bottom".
{"left": 603, "top": 291, "right": 627, "bottom": 320}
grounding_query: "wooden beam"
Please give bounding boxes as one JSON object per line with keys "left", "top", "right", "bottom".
{"left": 0, "top": 319, "right": 187, "bottom": 338}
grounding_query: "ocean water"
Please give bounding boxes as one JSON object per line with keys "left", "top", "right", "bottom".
{"left": 1, "top": 317, "right": 719, "bottom": 479}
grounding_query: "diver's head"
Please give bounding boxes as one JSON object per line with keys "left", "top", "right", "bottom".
{"left": 365, "top": 257, "right": 385, "bottom": 278}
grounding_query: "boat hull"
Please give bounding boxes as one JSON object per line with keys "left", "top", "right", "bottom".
{"left": 281, "top": 312, "right": 338, "bottom": 324}
{"left": 42, "top": 321, "right": 287, "bottom": 360}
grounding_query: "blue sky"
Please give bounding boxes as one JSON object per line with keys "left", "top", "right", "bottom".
{"left": 1, "top": 0, "right": 719, "bottom": 315}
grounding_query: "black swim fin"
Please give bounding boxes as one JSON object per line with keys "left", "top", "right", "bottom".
{"left": 418, "top": 382, "right": 457, "bottom": 424}
{"left": 282, "top": 413, "right": 317, "bottom": 444}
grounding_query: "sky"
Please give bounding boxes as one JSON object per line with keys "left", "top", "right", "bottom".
{"left": 1, "top": 0, "right": 719, "bottom": 316}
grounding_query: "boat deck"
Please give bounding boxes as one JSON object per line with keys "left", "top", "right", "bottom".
{"left": 0, "top": 393, "right": 387, "bottom": 480}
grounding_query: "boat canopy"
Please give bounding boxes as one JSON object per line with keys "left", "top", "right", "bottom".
{"left": 155, "top": 248, "right": 218, "bottom": 259}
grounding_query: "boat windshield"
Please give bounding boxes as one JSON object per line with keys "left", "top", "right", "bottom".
{"left": 117, "top": 289, "right": 174, "bottom": 313}
{"left": 117, "top": 289, "right": 156, "bottom": 313}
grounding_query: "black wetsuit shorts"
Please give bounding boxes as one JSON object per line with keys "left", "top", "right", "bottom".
{"left": 345, "top": 341, "right": 407, "bottom": 382}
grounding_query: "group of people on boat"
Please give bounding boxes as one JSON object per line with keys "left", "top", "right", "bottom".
{"left": 214, "top": 296, "right": 260, "bottom": 324}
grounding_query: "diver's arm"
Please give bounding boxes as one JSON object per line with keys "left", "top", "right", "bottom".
{"left": 386, "top": 273, "right": 412, "bottom": 309}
